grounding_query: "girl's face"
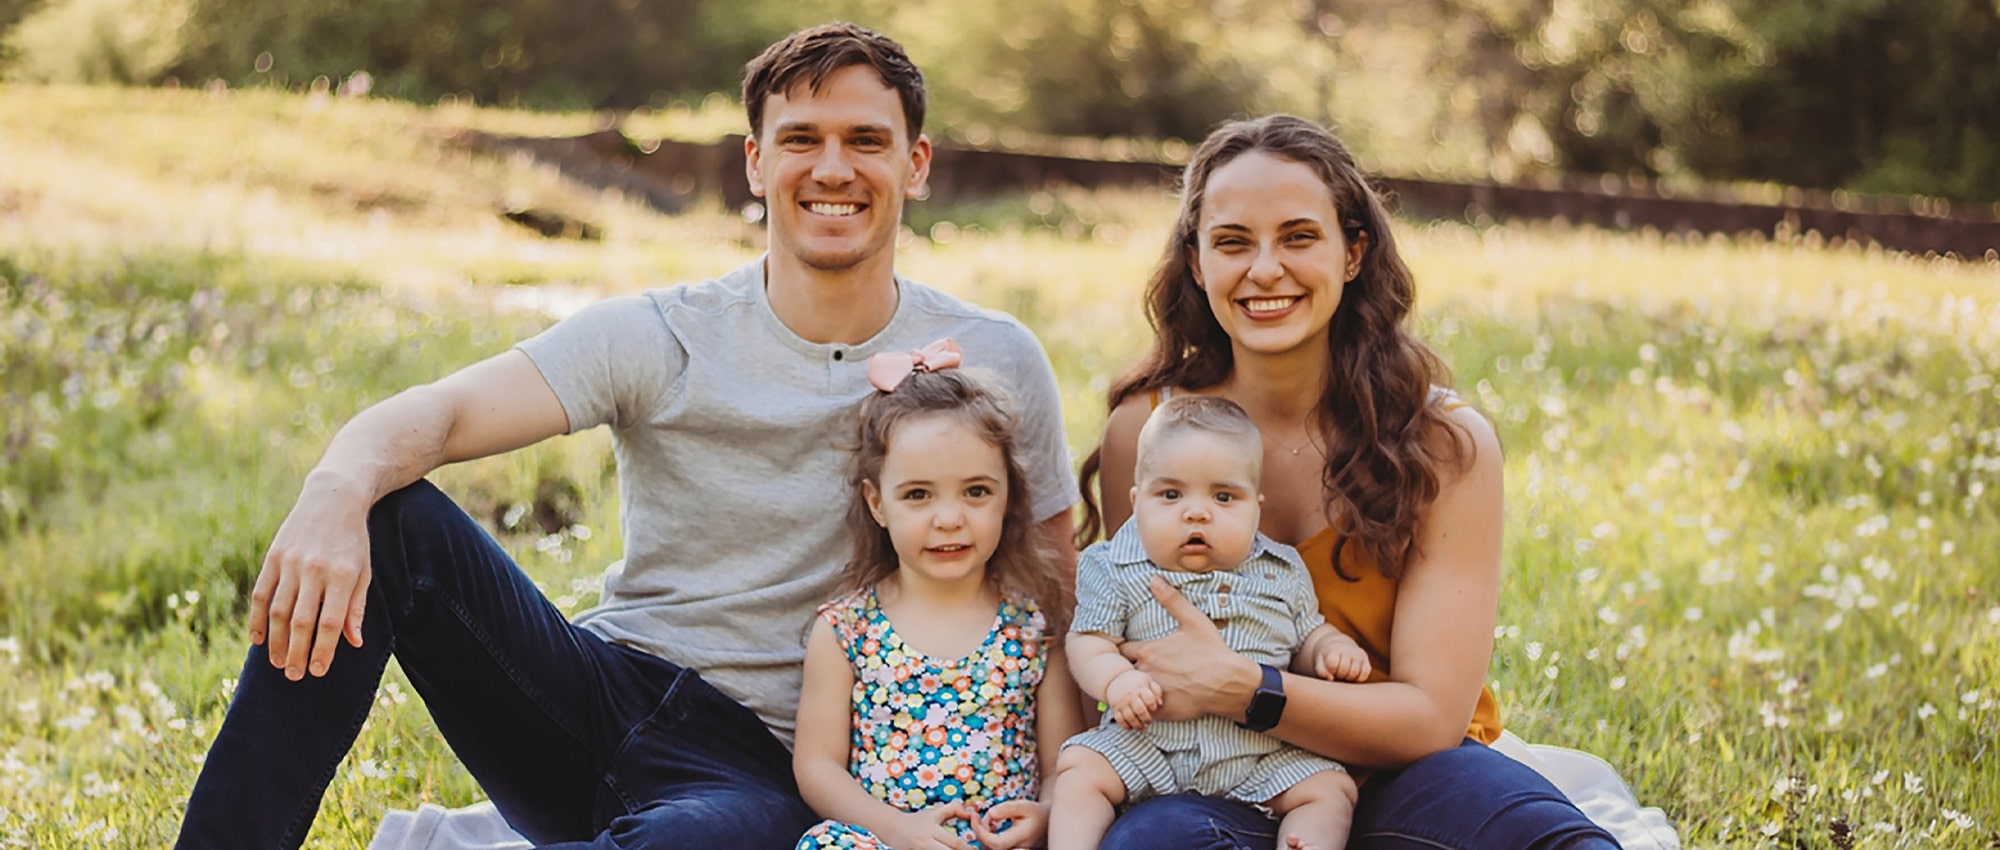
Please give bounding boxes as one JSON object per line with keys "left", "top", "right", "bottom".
{"left": 863, "top": 413, "right": 1009, "bottom": 591}
{"left": 1190, "top": 151, "right": 1367, "bottom": 361}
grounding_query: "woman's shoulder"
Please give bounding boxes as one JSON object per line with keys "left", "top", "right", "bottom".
{"left": 1424, "top": 387, "right": 1498, "bottom": 461}
{"left": 1105, "top": 391, "right": 1156, "bottom": 433}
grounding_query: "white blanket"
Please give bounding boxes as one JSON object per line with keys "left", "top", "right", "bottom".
{"left": 370, "top": 733, "right": 1678, "bottom": 849}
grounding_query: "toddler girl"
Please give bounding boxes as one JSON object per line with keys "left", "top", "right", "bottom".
{"left": 794, "top": 340, "right": 1083, "bottom": 850}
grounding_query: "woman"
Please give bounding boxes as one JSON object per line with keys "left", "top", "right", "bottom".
{"left": 1074, "top": 114, "right": 1617, "bottom": 849}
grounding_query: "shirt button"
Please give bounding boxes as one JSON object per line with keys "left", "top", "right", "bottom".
{"left": 1218, "top": 595, "right": 1231, "bottom": 607}
{"left": 1219, "top": 583, "right": 1232, "bottom": 593}
{"left": 1263, "top": 573, "right": 1275, "bottom": 580}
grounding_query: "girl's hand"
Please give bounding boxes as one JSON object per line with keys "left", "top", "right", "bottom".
{"left": 1118, "top": 576, "right": 1260, "bottom": 722}
{"left": 876, "top": 802, "right": 977, "bottom": 850}
{"left": 970, "top": 799, "right": 1049, "bottom": 850}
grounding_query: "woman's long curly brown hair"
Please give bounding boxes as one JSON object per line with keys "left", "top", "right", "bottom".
{"left": 841, "top": 368, "right": 1071, "bottom": 636}
{"left": 1077, "top": 114, "right": 1473, "bottom": 581}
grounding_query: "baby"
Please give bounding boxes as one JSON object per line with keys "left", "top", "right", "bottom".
{"left": 1049, "top": 394, "right": 1370, "bottom": 850}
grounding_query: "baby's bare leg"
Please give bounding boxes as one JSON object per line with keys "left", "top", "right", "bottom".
{"left": 1264, "top": 770, "right": 1359, "bottom": 850}
{"left": 1047, "top": 746, "right": 1131, "bottom": 850}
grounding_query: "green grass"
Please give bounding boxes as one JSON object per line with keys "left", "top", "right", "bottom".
{"left": 3, "top": 85, "right": 1999, "bottom": 848}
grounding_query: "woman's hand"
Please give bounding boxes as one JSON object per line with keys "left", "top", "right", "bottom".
{"left": 1117, "top": 576, "right": 1261, "bottom": 722}
{"left": 970, "top": 799, "right": 1049, "bottom": 850}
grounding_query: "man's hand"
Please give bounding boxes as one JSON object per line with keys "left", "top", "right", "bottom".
{"left": 248, "top": 479, "right": 372, "bottom": 680}
{"left": 1104, "top": 669, "right": 1164, "bottom": 730}
{"left": 875, "top": 802, "right": 977, "bottom": 850}
{"left": 1118, "top": 576, "right": 1258, "bottom": 722}
{"left": 969, "top": 799, "right": 1049, "bottom": 850}
{"left": 1315, "top": 636, "right": 1372, "bottom": 682}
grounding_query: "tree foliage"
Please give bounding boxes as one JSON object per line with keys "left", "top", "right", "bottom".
{"left": 1460, "top": 0, "right": 2000, "bottom": 200}
{"left": 2, "top": 0, "right": 1995, "bottom": 200}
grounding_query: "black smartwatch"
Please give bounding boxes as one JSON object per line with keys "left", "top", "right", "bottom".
{"left": 1240, "top": 663, "right": 1287, "bottom": 732}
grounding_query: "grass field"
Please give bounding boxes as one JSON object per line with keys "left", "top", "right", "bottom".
{"left": 2, "top": 86, "right": 1998, "bottom": 848}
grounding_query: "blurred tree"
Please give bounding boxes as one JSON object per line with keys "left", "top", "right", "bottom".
{"left": 163, "top": 0, "right": 803, "bottom": 107}
{"left": 0, "top": 0, "right": 47, "bottom": 65}
{"left": 1462, "top": 0, "right": 2000, "bottom": 201}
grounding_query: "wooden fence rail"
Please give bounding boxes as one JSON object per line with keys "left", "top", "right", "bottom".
{"left": 456, "top": 129, "right": 2000, "bottom": 259}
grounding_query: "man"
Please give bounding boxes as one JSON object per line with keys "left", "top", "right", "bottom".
{"left": 177, "top": 23, "right": 1079, "bottom": 849}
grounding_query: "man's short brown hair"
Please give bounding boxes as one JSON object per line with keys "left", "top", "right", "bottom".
{"left": 741, "top": 22, "right": 927, "bottom": 143}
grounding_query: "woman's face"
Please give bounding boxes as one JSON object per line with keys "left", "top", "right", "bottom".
{"left": 1190, "top": 152, "right": 1366, "bottom": 361}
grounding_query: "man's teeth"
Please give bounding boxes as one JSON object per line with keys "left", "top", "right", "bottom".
{"left": 807, "top": 202, "right": 860, "bottom": 216}
{"left": 1244, "top": 297, "right": 1297, "bottom": 312}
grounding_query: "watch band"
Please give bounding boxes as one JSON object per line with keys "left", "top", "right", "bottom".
{"left": 1240, "top": 662, "right": 1287, "bottom": 732}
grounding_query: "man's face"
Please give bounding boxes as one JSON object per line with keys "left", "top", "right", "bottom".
{"left": 1130, "top": 430, "right": 1263, "bottom": 573}
{"left": 745, "top": 64, "right": 931, "bottom": 274}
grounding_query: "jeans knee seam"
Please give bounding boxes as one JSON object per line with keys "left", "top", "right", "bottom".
{"left": 278, "top": 646, "right": 393, "bottom": 847}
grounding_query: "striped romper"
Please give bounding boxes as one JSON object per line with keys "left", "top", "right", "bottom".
{"left": 1064, "top": 518, "right": 1347, "bottom": 806}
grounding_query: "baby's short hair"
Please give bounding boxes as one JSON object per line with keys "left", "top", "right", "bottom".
{"left": 1135, "top": 394, "right": 1264, "bottom": 484}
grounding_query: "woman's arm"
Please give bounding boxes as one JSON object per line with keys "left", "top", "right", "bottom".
{"left": 1123, "top": 407, "right": 1505, "bottom": 769}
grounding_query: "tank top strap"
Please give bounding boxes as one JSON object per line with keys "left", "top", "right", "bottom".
{"left": 816, "top": 588, "right": 878, "bottom": 659}
{"left": 1148, "top": 386, "right": 1176, "bottom": 410}
{"left": 1429, "top": 385, "right": 1468, "bottom": 412}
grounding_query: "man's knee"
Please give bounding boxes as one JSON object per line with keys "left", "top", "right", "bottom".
{"left": 605, "top": 784, "right": 814, "bottom": 850}
{"left": 366, "top": 479, "right": 452, "bottom": 535}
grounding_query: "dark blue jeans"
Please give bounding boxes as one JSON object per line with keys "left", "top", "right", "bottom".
{"left": 177, "top": 480, "right": 815, "bottom": 850}
{"left": 1100, "top": 739, "right": 1622, "bottom": 850}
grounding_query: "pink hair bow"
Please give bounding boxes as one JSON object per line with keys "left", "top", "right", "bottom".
{"left": 868, "top": 338, "right": 963, "bottom": 392}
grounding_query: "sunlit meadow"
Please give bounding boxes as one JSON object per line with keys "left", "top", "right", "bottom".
{"left": 2, "top": 87, "right": 1997, "bottom": 848}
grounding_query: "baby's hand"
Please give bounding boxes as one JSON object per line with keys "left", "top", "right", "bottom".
{"left": 1105, "top": 669, "right": 1164, "bottom": 730}
{"left": 1314, "top": 637, "right": 1372, "bottom": 682}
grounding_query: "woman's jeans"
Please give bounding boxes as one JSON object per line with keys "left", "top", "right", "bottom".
{"left": 1101, "top": 739, "right": 1623, "bottom": 850}
{"left": 175, "top": 480, "right": 815, "bottom": 849}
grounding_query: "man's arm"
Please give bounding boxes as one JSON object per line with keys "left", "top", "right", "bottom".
{"left": 250, "top": 349, "right": 570, "bottom": 680}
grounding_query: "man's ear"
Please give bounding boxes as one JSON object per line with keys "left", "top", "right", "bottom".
{"left": 904, "top": 134, "right": 933, "bottom": 200}
{"left": 863, "top": 480, "right": 887, "bottom": 527}
{"left": 744, "top": 133, "right": 767, "bottom": 198}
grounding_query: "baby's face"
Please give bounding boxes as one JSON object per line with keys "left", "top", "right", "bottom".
{"left": 1130, "top": 431, "right": 1262, "bottom": 573}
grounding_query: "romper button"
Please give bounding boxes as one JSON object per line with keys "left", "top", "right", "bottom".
{"left": 1219, "top": 583, "right": 1232, "bottom": 593}
{"left": 1263, "top": 573, "right": 1275, "bottom": 580}
{"left": 1219, "top": 596, "right": 1230, "bottom": 607}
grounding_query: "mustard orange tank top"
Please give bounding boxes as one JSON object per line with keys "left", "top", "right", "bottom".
{"left": 1150, "top": 388, "right": 1502, "bottom": 745}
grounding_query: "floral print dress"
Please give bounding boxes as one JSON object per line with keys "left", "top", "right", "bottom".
{"left": 796, "top": 586, "right": 1047, "bottom": 849}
